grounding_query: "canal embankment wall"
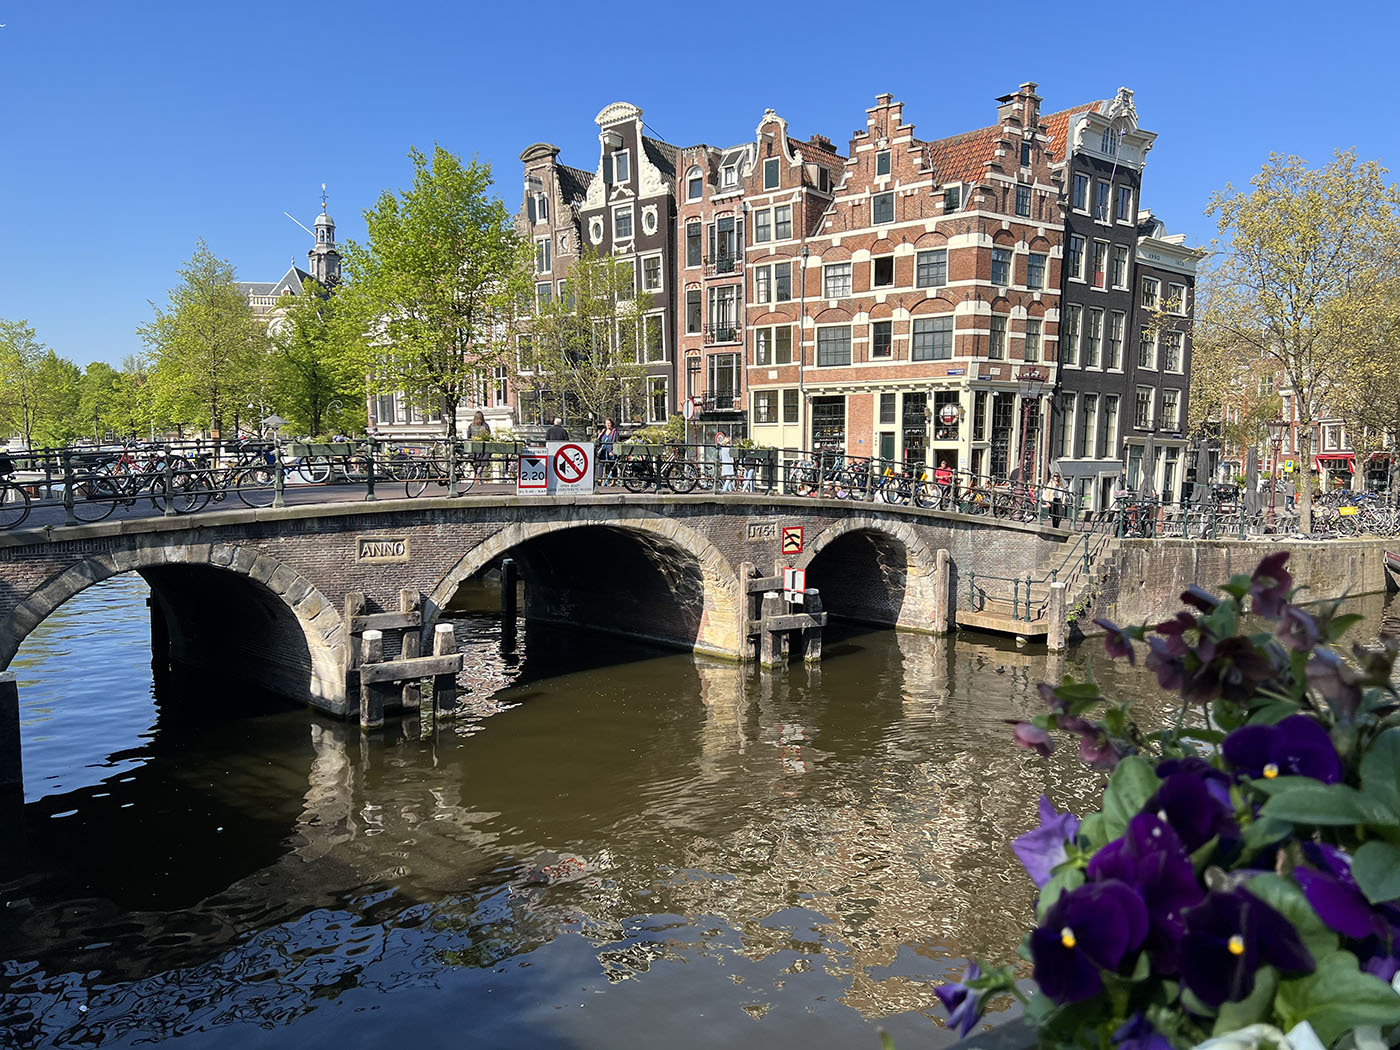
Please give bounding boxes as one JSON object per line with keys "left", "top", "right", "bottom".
{"left": 1074, "top": 537, "right": 1391, "bottom": 635}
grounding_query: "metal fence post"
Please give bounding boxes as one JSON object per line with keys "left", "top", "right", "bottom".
{"left": 364, "top": 438, "right": 377, "bottom": 501}
{"left": 1013, "top": 578, "right": 1020, "bottom": 617}
{"left": 272, "top": 437, "right": 286, "bottom": 508}
{"left": 968, "top": 571, "right": 976, "bottom": 610}
{"left": 62, "top": 450, "right": 77, "bottom": 527}
{"left": 162, "top": 449, "right": 177, "bottom": 517}
{"left": 447, "top": 441, "right": 458, "bottom": 497}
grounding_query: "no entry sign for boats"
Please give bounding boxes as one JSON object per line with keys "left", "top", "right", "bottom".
{"left": 547, "top": 441, "right": 594, "bottom": 494}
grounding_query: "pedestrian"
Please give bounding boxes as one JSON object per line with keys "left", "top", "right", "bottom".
{"left": 715, "top": 430, "right": 735, "bottom": 492}
{"left": 465, "top": 410, "right": 491, "bottom": 482}
{"left": 546, "top": 417, "right": 568, "bottom": 442}
{"left": 1285, "top": 475, "right": 1296, "bottom": 510}
{"left": 596, "top": 417, "right": 618, "bottom": 485}
{"left": 1049, "top": 472, "right": 1065, "bottom": 528}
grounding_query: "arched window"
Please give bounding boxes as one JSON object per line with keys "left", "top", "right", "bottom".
{"left": 686, "top": 166, "right": 703, "bottom": 201}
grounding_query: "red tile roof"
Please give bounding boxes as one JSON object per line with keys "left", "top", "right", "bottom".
{"left": 921, "top": 101, "right": 1104, "bottom": 184}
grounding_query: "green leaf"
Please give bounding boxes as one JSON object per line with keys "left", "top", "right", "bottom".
{"left": 1241, "top": 816, "right": 1293, "bottom": 856}
{"left": 1036, "top": 866, "right": 1086, "bottom": 919}
{"left": 1326, "top": 613, "right": 1366, "bottom": 642}
{"left": 1176, "top": 727, "right": 1226, "bottom": 745}
{"left": 1361, "top": 728, "right": 1400, "bottom": 816}
{"left": 1246, "top": 874, "right": 1339, "bottom": 962}
{"left": 1249, "top": 701, "right": 1305, "bottom": 725}
{"left": 1275, "top": 950, "right": 1400, "bottom": 1046}
{"left": 1079, "top": 812, "right": 1108, "bottom": 851}
{"left": 1353, "top": 840, "right": 1400, "bottom": 904}
{"left": 1248, "top": 775, "right": 1325, "bottom": 796}
{"left": 1101, "top": 755, "right": 1159, "bottom": 840}
{"left": 1260, "top": 783, "right": 1399, "bottom": 828}
{"left": 1213, "top": 966, "right": 1278, "bottom": 1036}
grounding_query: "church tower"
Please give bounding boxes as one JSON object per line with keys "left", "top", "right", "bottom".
{"left": 308, "top": 187, "right": 341, "bottom": 286}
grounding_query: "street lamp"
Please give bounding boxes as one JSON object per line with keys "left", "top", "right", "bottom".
{"left": 1017, "top": 366, "right": 1045, "bottom": 486}
{"left": 1266, "top": 418, "right": 1289, "bottom": 527}
{"left": 797, "top": 242, "right": 809, "bottom": 451}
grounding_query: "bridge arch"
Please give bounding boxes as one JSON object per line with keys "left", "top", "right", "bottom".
{"left": 796, "top": 515, "right": 941, "bottom": 631}
{"left": 425, "top": 512, "right": 742, "bottom": 656}
{"left": 0, "top": 543, "right": 346, "bottom": 710}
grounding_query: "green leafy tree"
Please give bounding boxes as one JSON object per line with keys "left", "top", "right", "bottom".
{"left": 0, "top": 318, "right": 47, "bottom": 447}
{"left": 29, "top": 353, "right": 83, "bottom": 447}
{"left": 521, "top": 248, "right": 653, "bottom": 428}
{"left": 1201, "top": 150, "right": 1400, "bottom": 528}
{"left": 340, "top": 146, "right": 530, "bottom": 439}
{"left": 138, "top": 240, "right": 265, "bottom": 436}
{"left": 269, "top": 280, "right": 364, "bottom": 436}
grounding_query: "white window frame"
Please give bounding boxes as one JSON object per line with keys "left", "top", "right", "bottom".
{"left": 612, "top": 149, "right": 631, "bottom": 185}
{"left": 1067, "top": 234, "right": 1086, "bottom": 282}
{"left": 1015, "top": 184, "right": 1031, "bottom": 218}
{"left": 1111, "top": 244, "right": 1130, "bottom": 290}
{"left": 1107, "top": 310, "right": 1124, "bottom": 370}
{"left": 1072, "top": 173, "right": 1089, "bottom": 213}
{"left": 1161, "top": 388, "right": 1181, "bottom": 431}
{"left": 613, "top": 204, "right": 634, "bottom": 241}
{"left": 1115, "top": 185, "right": 1134, "bottom": 224}
{"left": 875, "top": 149, "right": 891, "bottom": 177}
{"left": 871, "top": 191, "right": 895, "bottom": 225}
{"left": 1138, "top": 325, "right": 1156, "bottom": 370}
{"left": 535, "top": 236, "right": 551, "bottom": 274}
{"left": 988, "top": 314, "right": 1007, "bottom": 360}
{"left": 991, "top": 247, "right": 1012, "bottom": 287}
{"left": 1060, "top": 392, "right": 1077, "bottom": 458}
{"left": 1092, "top": 241, "right": 1108, "bottom": 290}
{"left": 648, "top": 377, "right": 668, "bottom": 423}
{"left": 823, "top": 262, "right": 852, "bottom": 299}
{"left": 1135, "top": 386, "right": 1155, "bottom": 430}
{"left": 686, "top": 166, "right": 703, "bottom": 200}
{"left": 642, "top": 311, "right": 666, "bottom": 363}
{"left": 815, "top": 324, "right": 852, "bottom": 367}
{"left": 1168, "top": 283, "right": 1187, "bottom": 316}
{"left": 1027, "top": 252, "right": 1046, "bottom": 290}
{"left": 916, "top": 248, "right": 947, "bottom": 288}
{"left": 754, "top": 208, "right": 772, "bottom": 243}
{"left": 944, "top": 183, "right": 962, "bottom": 211}
{"left": 774, "top": 205, "right": 793, "bottom": 240}
{"left": 1142, "top": 277, "right": 1161, "bottom": 311}
{"left": 1086, "top": 307, "right": 1104, "bottom": 368}
{"left": 641, "top": 253, "right": 664, "bottom": 294}
{"left": 1025, "top": 318, "right": 1042, "bottom": 363}
{"left": 1063, "top": 304, "right": 1082, "bottom": 367}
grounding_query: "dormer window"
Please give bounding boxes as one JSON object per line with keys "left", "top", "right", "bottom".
{"left": 721, "top": 165, "right": 737, "bottom": 189}
{"left": 687, "top": 166, "right": 703, "bottom": 200}
{"left": 816, "top": 167, "right": 830, "bottom": 193}
{"left": 614, "top": 149, "right": 630, "bottom": 184}
{"left": 1101, "top": 127, "right": 1118, "bottom": 155}
{"left": 944, "top": 184, "right": 961, "bottom": 212}
{"left": 876, "top": 150, "right": 891, "bottom": 177}
{"left": 527, "top": 192, "right": 548, "bottom": 224}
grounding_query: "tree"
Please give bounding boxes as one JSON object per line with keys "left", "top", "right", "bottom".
{"left": 0, "top": 318, "right": 47, "bottom": 447}
{"left": 29, "top": 352, "right": 82, "bottom": 447}
{"left": 1330, "top": 278, "right": 1400, "bottom": 496}
{"left": 138, "top": 241, "right": 264, "bottom": 436}
{"left": 340, "top": 146, "right": 530, "bottom": 439}
{"left": 269, "top": 280, "right": 364, "bottom": 436}
{"left": 521, "top": 248, "right": 653, "bottom": 428}
{"left": 1201, "top": 150, "right": 1400, "bottom": 528}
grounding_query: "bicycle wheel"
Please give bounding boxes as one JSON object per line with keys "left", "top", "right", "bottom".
{"left": 0, "top": 481, "right": 31, "bottom": 529}
{"left": 453, "top": 466, "right": 478, "bottom": 496}
{"left": 71, "top": 476, "right": 119, "bottom": 522}
{"left": 172, "top": 474, "right": 213, "bottom": 514}
{"left": 666, "top": 461, "right": 700, "bottom": 495}
{"left": 405, "top": 461, "right": 431, "bottom": 498}
{"left": 236, "top": 466, "right": 277, "bottom": 508}
{"left": 623, "top": 460, "right": 653, "bottom": 494}
{"left": 297, "top": 456, "right": 332, "bottom": 484}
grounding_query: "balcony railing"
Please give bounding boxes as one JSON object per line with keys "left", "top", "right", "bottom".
{"left": 703, "top": 324, "right": 740, "bottom": 346}
{"left": 698, "top": 391, "right": 740, "bottom": 412}
{"left": 704, "top": 254, "right": 741, "bottom": 276}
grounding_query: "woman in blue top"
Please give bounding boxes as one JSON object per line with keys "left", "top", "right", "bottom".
{"left": 596, "top": 417, "right": 618, "bottom": 485}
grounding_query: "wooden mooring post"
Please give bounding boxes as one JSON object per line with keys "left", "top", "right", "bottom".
{"left": 432, "top": 623, "right": 459, "bottom": 717}
{"left": 1, "top": 671, "right": 22, "bottom": 793}
{"left": 344, "top": 590, "right": 462, "bottom": 731}
{"left": 745, "top": 567, "right": 827, "bottom": 668}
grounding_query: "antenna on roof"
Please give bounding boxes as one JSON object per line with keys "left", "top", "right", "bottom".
{"left": 284, "top": 212, "right": 315, "bottom": 239}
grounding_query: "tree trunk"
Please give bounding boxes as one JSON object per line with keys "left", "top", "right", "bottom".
{"left": 442, "top": 393, "right": 459, "bottom": 440}
{"left": 1298, "top": 424, "right": 1314, "bottom": 532}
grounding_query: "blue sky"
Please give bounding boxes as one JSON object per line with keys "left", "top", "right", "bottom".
{"left": 1, "top": 0, "right": 1396, "bottom": 367}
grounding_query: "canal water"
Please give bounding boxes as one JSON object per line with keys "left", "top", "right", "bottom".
{"left": 2, "top": 574, "right": 1391, "bottom": 1049}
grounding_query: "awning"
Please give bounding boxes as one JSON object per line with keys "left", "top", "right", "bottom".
{"left": 1315, "top": 453, "right": 1356, "bottom": 470}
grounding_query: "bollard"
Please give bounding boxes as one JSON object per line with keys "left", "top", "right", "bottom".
{"left": 272, "top": 437, "right": 286, "bottom": 508}
{"left": 933, "top": 548, "right": 951, "bottom": 634}
{"left": 447, "top": 441, "right": 458, "bottom": 497}
{"left": 62, "top": 450, "right": 77, "bottom": 526}
{"left": 1013, "top": 578, "right": 1020, "bottom": 618}
{"left": 364, "top": 439, "right": 377, "bottom": 501}
{"left": 802, "top": 589, "right": 823, "bottom": 662}
{"left": 1025, "top": 575, "right": 1033, "bottom": 621}
{"left": 500, "top": 558, "right": 518, "bottom": 622}
{"left": 162, "top": 450, "right": 177, "bottom": 516}
{"left": 1047, "top": 582, "right": 1068, "bottom": 652}
{"left": 432, "top": 623, "right": 458, "bottom": 716}
{"left": 759, "top": 591, "right": 785, "bottom": 667}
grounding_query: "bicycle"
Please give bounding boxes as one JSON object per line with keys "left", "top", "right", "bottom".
{"left": 0, "top": 454, "right": 31, "bottom": 529}
{"left": 404, "top": 442, "right": 477, "bottom": 498}
{"left": 622, "top": 444, "right": 700, "bottom": 494}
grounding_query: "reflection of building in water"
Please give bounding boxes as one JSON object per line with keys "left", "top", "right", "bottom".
{"left": 694, "top": 659, "right": 750, "bottom": 778}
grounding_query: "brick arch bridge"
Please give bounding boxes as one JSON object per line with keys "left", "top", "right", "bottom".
{"left": 0, "top": 494, "right": 1067, "bottom": 718}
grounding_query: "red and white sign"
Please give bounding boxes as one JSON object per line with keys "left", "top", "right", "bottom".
{"left": 546, "top": 441, "right": 594, "bottom": 494}
{"left": 517, "top": 452, "right": 548, "bottom": 493}
{"left": 938, "top": 403, "right": 960, "bottom": 426}
{"left": 782, "top": 566, "right": 807, "bottom": 605}
{"left": 781, "top": 525, "right": 804, "bottom": 554}
{"left": 682, "top": 398, "right": 697, "bottom": 421}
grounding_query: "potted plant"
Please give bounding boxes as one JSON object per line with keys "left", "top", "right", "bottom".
{"left": 938, "top": 552, "right": 1400, "bottom": 1049}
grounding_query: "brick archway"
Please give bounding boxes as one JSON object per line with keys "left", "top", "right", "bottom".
{"left": 0, "top": 542, "right": 345, "bottom": 708}
{"left": 424, "top": 511, "right": 742, "bottom": 656}
{"left": 795, "top": 516, "right": 941, "bottom": 631}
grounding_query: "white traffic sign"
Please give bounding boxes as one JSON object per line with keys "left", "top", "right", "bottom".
{"left": 517, "top": 452, "right": 548, "bottom": 493}
{"left": 782, "top": 566, "right": 807, "bottom": 605}
{"left": 682, "top": 397, "right": 696, "bottom": 421}
{"left": 547, "top": 441, "right": 594, "bottom": 494}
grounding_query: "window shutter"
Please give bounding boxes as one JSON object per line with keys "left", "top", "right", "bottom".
{"left": 527, "top": 197, "right": 536, "bottom": 223}
{"left": 603, "top": 155, "right": 613, "bottom": 184}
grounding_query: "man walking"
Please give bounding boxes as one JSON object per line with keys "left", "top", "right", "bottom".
{"left": 546, "top": 417, "right": 568, "bottom": 442}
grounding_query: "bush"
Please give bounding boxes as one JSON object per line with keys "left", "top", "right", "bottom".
{"left": 938, "top": 552, "right": 1400, "bottom": 1049}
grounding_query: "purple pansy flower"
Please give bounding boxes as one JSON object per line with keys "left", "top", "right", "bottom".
{"left": 1059, "top": 716, "right": 1121, "bottom": 771}
{"left": 933, "top": 962, "right": 983, "bottom": 1037}
{"left": 1276, "top": 605, "right": 1321, "bottom": 652}
{"left": 1012, "top": 722, "right": 1054, "bottom": 758}
{"left": 1155, "top": 612, "right": 1198, "bottom": 657}
{"left": 1156, "top": 756, "right": 1236, "bottom": 811}
{"left": 1037, "top": 681, "right": 1070, "bottom": 714}
{"left": 1113, "top": 1013, "right": 1173, "bottom": 1050}
{"left": 1294, "top": 843, "right": 1390, "bottom": 941}
{"left": 1030, "top": 879, "right": 1148, "bottom": 1004}
{"left": 1013, "top": 796, "right": 1081, "bottom": 888}
{"left": 1181, "top": 585, "right": 1221, "bottom": 613}
{"left": 1222, "top": 715, "right": 1342, "bottom": 784}
{"left": 1184, "top": 637, "right": 1276, "bottom": 703}
{"left": 1307, "top": 649, "right": 1364, "bottom": 722}
{"left": 1250, "top": 551, "right": 1293, "bottom": 619}
{"left": 1180, "top": 887, "right": 1314, "bottom": 1007}
{"left": 1094, "top": 618, "right": 1137, "bottom": 665}
{"left": 1146, "top": 636, "right": 1186, "bottom": 692}
{"left": 1087, "top": 814, "right": 1204, "bottom": 973}
{"left": 1145, "top": 770, "right": 1239, "bottom": 853}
